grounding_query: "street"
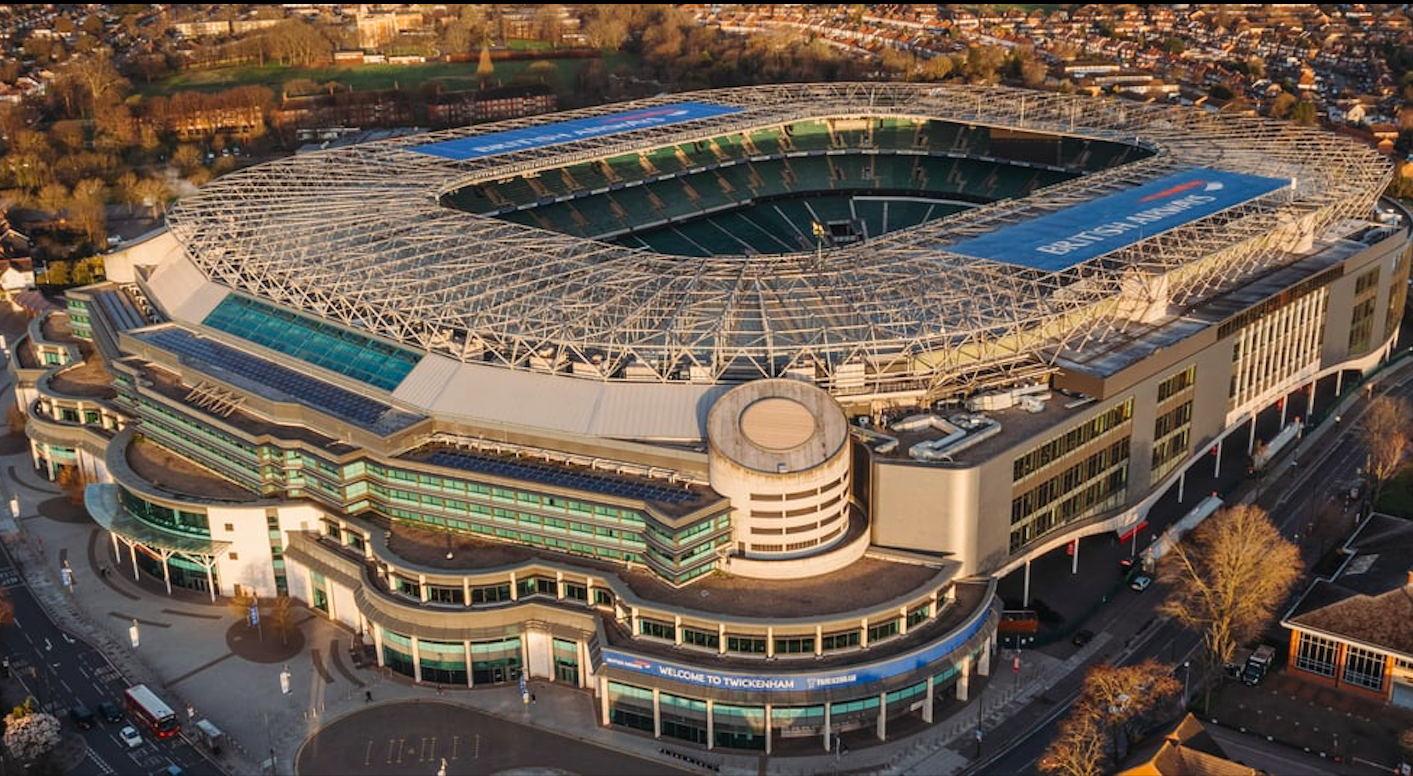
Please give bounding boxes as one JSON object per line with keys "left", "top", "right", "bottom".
{"left": 0, "top": 539, "right": 223, "bottom": 776}
{"left": 947, "top": 359, "right": 1413, "bottom": 776}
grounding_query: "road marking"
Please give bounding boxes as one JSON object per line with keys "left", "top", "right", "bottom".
{"left": 364, "top": 740, "right": 373, "bottom": 767}
{"left": 420, "top": 736, "right": 436, "bottom": 762}
{"left": 84, "top": 745, "right": 116, "bottom": 775}
{"left": 473, "top": 734, "right": 480, "bottom": 759}
{"left": 452, "top": 734, "right": 460, "bottom": 761}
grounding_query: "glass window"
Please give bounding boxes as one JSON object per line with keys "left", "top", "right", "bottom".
{"left": 1295, "top": 632, "right": 1338, "bottom": 677}
{"left": 1343, "top": 644, "right": 1386, "bottom": 691}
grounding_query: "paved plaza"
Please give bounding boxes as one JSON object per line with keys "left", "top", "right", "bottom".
{"left": 295, "top": 700, "right": 688, "bottom": 776}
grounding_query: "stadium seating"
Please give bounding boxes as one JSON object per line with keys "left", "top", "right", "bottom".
{"left": 748, "top": 128, "right": 783, "bottom": 157}
{"left": 787, "top": 121, "right": 834, "bottom": 153}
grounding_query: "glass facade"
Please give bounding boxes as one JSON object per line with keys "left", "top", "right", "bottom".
{"left": 202, "top": 294, "right": 420, "bottom": 391}
{"left": 1343, "top": 644, "right": 1386, "bottom": 691}
{"left": 1295, "top": 631, "right": 1337, "bottom": 677}
{"left": 120, "top": 488, "right": 209, "bottom": 537}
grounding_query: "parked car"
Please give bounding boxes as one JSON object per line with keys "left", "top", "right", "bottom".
{"left": 69, "top": 703, "right": 96, "bottom": 730}
{"left": 97, "top": 700, "right": 122, "bottom": 723}
{"left": 1130, "top": 574, "right": 1153, "bottom": 592}
{"left": 119, "top": 725, "right": 143, "bottom": 749}
{"left": 1071, "top": 629, "right": 1095, "bottom": 647}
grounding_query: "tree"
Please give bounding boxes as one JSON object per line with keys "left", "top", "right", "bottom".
{"left": 35, "top": 182, "right": 69, "bottom": 220}
{"left": 134, "top": 177, "right": 170, "bottom": 218}
{"left": 4, "top": 700, "right": 61, "bottom": 766}
{"left": 1158, "top": 504, "right": 1301, "bottom": 711}
{"left": 1078, "top": 659, "right": 1181, "bottom": 753}
{"left": 1361, "top": 395, "right": 1410, "bottom": 503}
{"left": 7, "top": 402, "right": 26, "bottom": 436}
{"left": 269, "top": 594, "right": 297, "bottom": 645}
{"left": 227, "top": 588, "right": 257, "bottom": 623}
{"left": 477, "top": 41, "right": 495, "bottom": 88}
{"left": 57, "top": 50, "right": 130, "bottom": 117}
{"left": 1291, "top": 100, "right": 1318, "bottom": 125}
{"left": 69, "top": 178, "right": 107, "bottom": 245}
{"left": 1270, "top": 91, "right": 1298, "bottom": 119}
{"left": 56, "top": 467, "right": 88, "bottom": 506}
{"left": 1039, "top": 704, "right": 1108, "bottom": 776}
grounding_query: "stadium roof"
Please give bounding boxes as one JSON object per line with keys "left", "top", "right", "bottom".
{"left": 165, "top": 83, "right": 1390, "bottom": 398}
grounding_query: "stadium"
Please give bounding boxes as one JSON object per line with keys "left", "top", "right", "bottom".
{"left": 11, "top": 83, "right": 1409, "bottom": 752}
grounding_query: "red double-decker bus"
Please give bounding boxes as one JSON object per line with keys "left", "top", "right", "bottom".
{"left": 124, "top": 684, "right": 179, "bottom": 738}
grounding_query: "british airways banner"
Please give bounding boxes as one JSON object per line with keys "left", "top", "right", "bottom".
{"left": 948, "top": 167, "right": 1289, "bottom": 271}
{"left": 411, "top": 102, "right": 743, "bottom": 161}
{"left": 600, "top": 603, "right": 994, "bottom": 692}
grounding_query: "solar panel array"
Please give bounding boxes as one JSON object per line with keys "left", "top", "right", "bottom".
{"left": 423, "top": 450, "right": 700, "bottom": 506}
{"left": 93, "top": 289, "right": 147, "bottom": 332}
{"left": 136, "top": 327, "right": 424, "bottom": 434}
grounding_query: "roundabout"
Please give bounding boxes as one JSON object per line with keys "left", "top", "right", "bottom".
{"left": 294, "top": 700, "right": 688, "bottom": 776}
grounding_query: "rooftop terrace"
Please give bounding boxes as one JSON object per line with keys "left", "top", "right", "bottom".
{"left": 125, "top": 435, "right": 260, "bottom": 502}
{"left": 381, "top": 515, "right": 949, "bottom": 620}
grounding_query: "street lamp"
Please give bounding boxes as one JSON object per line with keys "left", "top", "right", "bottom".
{"left": 1182, "top": 661, "right": 1191, "bottom": 707}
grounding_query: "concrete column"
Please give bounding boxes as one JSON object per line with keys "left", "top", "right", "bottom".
{"left": 1280, "top": 396, "right": 1288, "bottom": 427}
{"left": 160, "top": 553, "right": 172, "bottom": 595}
{"left": 129, "top": 541, "right": 140, "bottom": 582}
{"left": 706, "top": 699, "right": 715, "bottom": 750}
{"left": 923, "top": 676, "right": 934, "bottom": 723}
{"left": 204, "top": 563, "right": 215, "bottom": 602}
{"left": 877, "top": 692, "right": 887, "bottom": 740}
{"left": 463, "top": 577, "right": 471, "bottom": 607}
{"left": 1336, "top": 370, "right": 1344, "bottom": 395}
{"left": 652, "top": 688, "right": 661, "bottom": 739}
{"left": 978, "top": 639, "right": 992, "bottom": 677}
{"left": 1022, "top": 558, "right": 1031, "bottom": 607}
{"left": 630, "top": 607, "right": 639, "bottom": 636}
{"left": 815, "top": 625, "right": 823, "bottom": 656}
{"left": 764, "top": 703, "right": 772, "bottom": 755}
{"left": 1307, "top": 381, "right": 1316, "bottom": 419}
{"left": 674, "top": 615, "right": 682, "bottom": 646}
{"left": 110, "top": 531, "right": 120, "bottom": 562}
{"left": 955, "top": 655, "right": 972, "bottom": 701}
{"left": 555, "top": 570, "right": 564, "bottom": 599}
{"left": 599, "top": 676, "right": 610, "bottom": 725}
{"left": 1070, "top": 539, "right": 1079, "bottom": 575}
{"left": 718, "top": 623, "right": 727, "bottom": 655}
{"left": 509, "top": 571, "right": 518, "bottom": 600}
{"left": 373, "top": 623, "right": 385, "bottom": 667}
{"left": 410, "top": 637, "right": 423, "bottom": 683}
{"left": 899, "top": 606, "right": 909, "bottom": 635}
{"left": 578, "top": 640, "right": 590, "bottom": 688}
{"left": 861, "top": 618, "right": 869, "bottom": 649}
{"left": 766, "top": 626, "right": 775, "bottom": 658}
{"left": 419, "top": 574, "right": 429, "bottom": 603}
{"left": 822, "top": 702, "right": 831, "bottom": 751}
{"left": 1214, "top": 438, "right": 1223, "bottom": 477}
{"left": 464, "top": 639, "right": 474, "bottom": 688}
{"left": 1247, "top": 415, "right": 1257, "bottom": 454}
{"left": 1177, "top": 470, "right": 1186, "bottom": 503}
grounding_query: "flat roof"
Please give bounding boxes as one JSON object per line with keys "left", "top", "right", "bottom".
{"left": 948, "top": 168, "right": 1289, "bottom": 270}
{"left": 126, "top": 436, "right": 260, "bottom": 502}
{"left": 380, "top": 516, "right": 951, "bottom": 620}
{"left": 600, "top": 578, "right": 991, "bottom": 671}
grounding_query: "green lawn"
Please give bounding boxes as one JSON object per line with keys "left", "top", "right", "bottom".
{"left": 138, "top": 54, "right": 640, "bottom": 98}
{"left": 1375, "top": 465, "right": 1413, "bottom": 518}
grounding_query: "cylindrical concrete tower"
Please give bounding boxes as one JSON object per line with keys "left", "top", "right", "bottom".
{"left": 707, "top": 379, "right": 857, "bottom": 573}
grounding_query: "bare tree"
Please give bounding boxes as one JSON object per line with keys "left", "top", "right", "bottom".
{"left": 1361, "top": 395, "right": 1410, "bottom": 503}
{"left": 1159, "top": 504, "right": 1301, "bottom": 711}
{"left": 55, "top": 467, "right": 88, "bottom": 506}
{"left": 68, "top": 178, "right": 107, "bottom": 244}
{"left": 7, "top": 402, "right": 27, "bottom": 436}
{"left": 134, "top": 177, "right": 170, "bottom": 218}
{"left": 1039, "top": 703, "right": 1109, "bottom": 776}
{"left": 269, "top": 594, "right": 297, "bottom": 646}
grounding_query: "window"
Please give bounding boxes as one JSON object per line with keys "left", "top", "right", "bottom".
{"left": 639, "top": 618, "right": 675, "bottom": 641}
{"left": 682, "top": 628, "right": 719, "bottom": 650}
{"left": 227, "top": 552, "right": 238, "bottom": 560}
{"left": 225, "top": 523, "right": 235, "bottom": 533}
{"left": 773, "top": 636, "right": 813, "bottom": 655}
{"left": 1294, "top": 632, "right": 1337, "bottom": 677}
{"left": 427, "top": 585, "right": 463, "bottom": 605}
{"left": 868, "top": 619, "right": 900, "bottom": 643}
{"left": 907, "top": 605, "right": 931, "bottom": 627}
{"left": 821, "top": 630, "right": 860, "bottom": 651}
{"left": 1343, "top": 644, "right": 1386, "bottom": 691}
{"left": 564, "top": 582, "right": 587, "bottom": 601}
{"left": 726, "top": 635, "right": 767, "bottom": 654}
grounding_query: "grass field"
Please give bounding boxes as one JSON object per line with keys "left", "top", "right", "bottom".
{"left": 138, "top": 53, "right": 641, "bottom": 98}
{"left": 1374, "top": 465, "right": 1413, "bottom": 518}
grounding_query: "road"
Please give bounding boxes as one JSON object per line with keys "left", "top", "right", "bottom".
{"left": 0, "top": 540, "right": 223, "bottom": 776}
{"left": 949, "top": 363, "right": 1413, "bottom": 776}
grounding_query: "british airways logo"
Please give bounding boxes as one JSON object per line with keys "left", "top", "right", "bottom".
{"left": 1033, "top": 182, "right": 1224, "bottom": 257}
{"left": 1139, "top": 179, "right": 1224, "bottom": 203}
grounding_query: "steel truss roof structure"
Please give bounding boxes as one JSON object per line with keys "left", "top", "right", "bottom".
{"left": 166, "top": 83, "right": 1390, "bottom": 399}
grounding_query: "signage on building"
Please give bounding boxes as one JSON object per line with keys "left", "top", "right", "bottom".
{"left": 947, "top": 168, "right": 1289, "bottom": 270}
{"left": 601, "top": 604, "right": 993, "bottom": 692}
{"left": 412, "top": 102, "right": 744, "bottom": 161}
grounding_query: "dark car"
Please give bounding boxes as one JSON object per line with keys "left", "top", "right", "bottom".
{"left": 97, "top": 701, "right": 122, "bottom": 723}
{"left": 69, "top": 703, "right": 96, "bottom": 730}
{"left": 1071, "top": 629, "right": 1095, "bottom": 647}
